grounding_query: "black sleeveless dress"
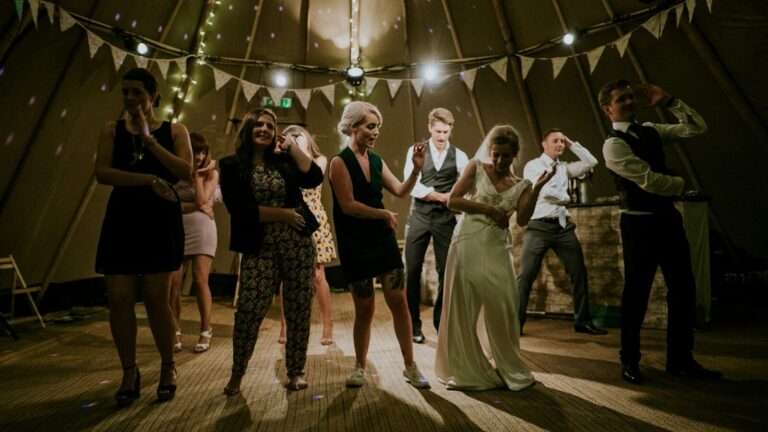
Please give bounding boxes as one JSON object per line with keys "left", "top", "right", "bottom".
{"left": 331, "top": 147, "right": 402, "bottom": 283}
{"left": 95, "top": 120, "right": 184, "bottom": 275}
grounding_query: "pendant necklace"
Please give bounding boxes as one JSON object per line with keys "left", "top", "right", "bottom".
{"left": 130, "top": 134, "right": 146, "bottom": 165}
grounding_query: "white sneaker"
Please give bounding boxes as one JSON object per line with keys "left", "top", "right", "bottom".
{"left": 403, "top": 362, "right": 430, "bottom": 389}
{"left": 346, "top": 364, "right": 366, "bottom": 387}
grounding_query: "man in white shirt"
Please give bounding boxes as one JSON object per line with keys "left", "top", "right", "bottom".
{"left": 600, "top": 79, "right": 721, "bottom": 385}
{"left": 517, "top": 129, "right": 606, "bottom": 336}
{"left": 403, "top": 108, "right": 468, "bottom": 343}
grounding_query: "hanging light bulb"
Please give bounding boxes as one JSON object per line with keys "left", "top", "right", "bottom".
{"left": 563, "top": 33, "right": 575, "bottom": 45}
{"left": 136, "top": 41, "right": 149, "bottom": 55}
{"left": 423, "top": 64, "right": 439, "bottom": 81}
{"left": 345, "top": 66, "right": 365, "bottom": 87}
{"left": 275, "top": 72, "right": 288, "bottom": 87}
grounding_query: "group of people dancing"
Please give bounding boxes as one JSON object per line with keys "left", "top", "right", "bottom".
{"left": 95, "top": 67, "right": 721, "bottom": 407}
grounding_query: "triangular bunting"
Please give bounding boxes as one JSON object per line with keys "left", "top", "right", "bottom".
{"left": 212, "top": 68, "right": 232, "bottom": 90}
{"left": 686, "top": 0, "right": 696, "bottom": 23}
{"left": 615, "top": 33, "right": 631, "bottom": 57}
{"left": 43, "top": 1, "right": 55, "bottom": 25}
{"left": 642, "top": 13, "right": 661, "bottom": 39}
{"left": 86, "top": 30, "right": 104, "bottom": 58}
{"left": 587, "top": 46, "right": 605, "bottom": 73}
{"left": 154, "top": 59, "right": 171, "bottom": 79}
{"left": 267, "top": 87, "right": 284, "bottom": 106}
{"left": 490, "top": 57, "right": 508, "bottom": 82}
{"left": 14, "top": 0, "right": 23, "bottom": 19}
{"left": 706, "top": 0, "right": 713, "bottom": 12}
{"left": 551, "top": 57, "right": 567, "bottom": 79}
{"left": 411, "top": 79, "right": 424, "bottom": 98}
{"left": 386, "top": 79, "right": 402, "bottom": 99}
{"left": 174, "top": 58, "right": 187, "bottom": 73}
{"left": 294, "top": 89, "right": 312, "bottom": 109}
{"left": 110, "top": 45, "right": 128, "bottom": 71}
{"left": 59, "top": 9, "right": 77, "bottom": 31}
{"left": 241, "top": 81, "right": 259, "bottom": 102}
{"left": 134, "top": 55, "right": 149, "bottom": 69}
{"left": 658, "top": 9, "right": 670, "bottom": 37}
{"left": 460, "top": 68, "right": 477, "bottom": 91}
{"left": 365, "top": 77, "right": 379, "bottom": 96}
{"left": 319, "top": 84, "right": 335, "bottom": 106}
{"left": 675, "top": 4, "right": 684, "bottom": 27}
{"left": 29, "top": 0, "right": 40, "bottom": 27}
{"left": 519, "top": 56, "right": 535, "bottom": 80}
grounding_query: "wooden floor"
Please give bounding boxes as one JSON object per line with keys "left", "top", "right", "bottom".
{"left": 1, "top": 291, "right": 767, "bottom": 432}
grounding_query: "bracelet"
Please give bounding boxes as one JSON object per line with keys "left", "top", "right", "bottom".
{"left": 151, "top": 175, "right": 159, "bottom": 186}
{"left": 143, "top": 135, "right": 157, "bottom": 148}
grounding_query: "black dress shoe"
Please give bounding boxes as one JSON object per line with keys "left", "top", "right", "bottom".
{"left": 622, "top": 364, "right": 643, "bottom": 385}
{"left": 575, "top": 323, "right": 608, "bottom": 335}
{"left": 412, "top": 330, "right": 425, "bottom": 344}
{"left": 666, "top": 359, "right": 722, "bottom": 379}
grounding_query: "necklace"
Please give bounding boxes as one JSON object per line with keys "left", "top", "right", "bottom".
{"left": 130, "top": 134, "right": 146, "bottom": 165}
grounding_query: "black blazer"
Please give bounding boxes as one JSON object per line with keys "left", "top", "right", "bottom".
{"left": 219, "top": 154, "right": 323, "bottom": 254}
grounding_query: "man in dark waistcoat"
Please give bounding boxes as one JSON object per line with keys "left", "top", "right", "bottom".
{"left": 599, "top": 79, "right": 721, "bottom": 385}
{"left": 403, "top": 108, "right": 468, "bottom": 343}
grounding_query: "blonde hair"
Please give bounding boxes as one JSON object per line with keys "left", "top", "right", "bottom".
{"left": 336, "top": 101, "right": 382, "bottom": 149}
{"left": 283, "top": 124, "right": 323, "bottom": 159}
{"left": 428, "top": 107, "right": 454, "bottom": 126}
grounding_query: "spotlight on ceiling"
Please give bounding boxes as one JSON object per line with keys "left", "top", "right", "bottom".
{"left": 563, "top": 32, "right": 575, "bottom": 45}
{"left": 275, "top": 72, "right": 288, "bottom": 87}
{"left": 115, "top": 28, "right": 151, "bottom": 56}
{"left": 423, "top": 64, "right": 438, "bottom": 81}
{"left": 345, "top": 66, "right": 365, "bottom": 87}
{"left": 136, "top": 41, "right": 149, "bottom": 55}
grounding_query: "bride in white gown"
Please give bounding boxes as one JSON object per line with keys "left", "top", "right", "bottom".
{"left": 435, "top": 125, "right": 555, "bottom": 391}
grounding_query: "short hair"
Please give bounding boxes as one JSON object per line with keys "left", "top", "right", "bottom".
{"left": 598, "top": 78, "right": 631, "bottom": 108}
{"left": 283, "top": 125, "right": 323, "bottom": 159}
{"left": 428, "top": 107, "right": 454, "bottom": 127}
{"left": 337, "top": 101, "right": 382, "bottom": 137}
{"left": 541, "top": 128, "right": 562, "bottom": 142}
{"left": 189, "top": 132, "right": 211, "bottom": 169}
{"left": 485, "top": 124, "right": 521, "bottom": 156}
{"left": 123, "top": 68, "right": 160, "bottom": 107}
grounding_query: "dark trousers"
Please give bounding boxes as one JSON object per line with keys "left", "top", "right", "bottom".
{"left": 619, "top": 210, "right": 696, "bottom": 366}
{"left": 517, "top": 220, "right": 591, "bottom": 326}
{"left": 405, "top": 208, "right": 455, "bottom": 331}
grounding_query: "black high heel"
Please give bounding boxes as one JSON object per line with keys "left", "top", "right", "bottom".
{"left": 115, "top": 364, "right": 141, "bottom": 407}
{"left": 157, "top": 361, "right": 177, "bottom": 402}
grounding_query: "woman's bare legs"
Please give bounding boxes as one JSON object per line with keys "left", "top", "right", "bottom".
{"left": 106, "top": 275, "right": 139, "bottom": 392}
{"left": 142, "top": 272, "right": 176, "bottom": 388}
{"left": 349, "top": 279, "right": 375, "bottom": 368}
{"left": 278, "top": 283, "right": 287, "bottom": 344}
{"left": 379, "top": 268, "right": 414, "bottom": 366}
{"left": 192, "top": 255, "right": 214, "bottom": 346}
{"left": 169, "top": 262, "right": 185, "bottom": 350}
{"left": 314, "top": 264, "right": 333, "bottom": 344}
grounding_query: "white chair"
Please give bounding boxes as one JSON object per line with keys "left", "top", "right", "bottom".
{"left": 0, "top": 255, "right": 46, "bottom": 328}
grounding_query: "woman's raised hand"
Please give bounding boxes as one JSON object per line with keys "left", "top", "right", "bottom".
{"left": 411, "top": 142, "right": 426, "bottom": 172}
{"left": 534, "top": 164, "right": 557, "bottom": 191}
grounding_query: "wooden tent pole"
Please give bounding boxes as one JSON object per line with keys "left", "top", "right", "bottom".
{"left": 36, "top": 0, "right": 187, "bottom": 301}
{"left": 223, "top": 0, "right": 264, "bottom": 139}
{"left": 490, "top": 0, "right": 542, "bottom": 145}
{"left": 551, "top": 0, "right": 608, "bottom": 138}
{"left": 0, "top": 13, "right": 32, "bottom": 63}
{"left": 439, "top": 0, "right": 486, "bottom": 138}
{"left": 401, "top": 1, "right": 418, "bottom": 144}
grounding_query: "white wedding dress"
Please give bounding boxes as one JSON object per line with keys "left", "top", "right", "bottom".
{"left": 435, "top": 160, "right": 535, "bottom": 391}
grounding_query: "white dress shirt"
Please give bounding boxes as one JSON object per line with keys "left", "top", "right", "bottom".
{"left": 602, "top": 98, "right": 707, "bottom": 201}
{"left": 524, "top": 141, "right": 598, "bottom": 220}
{"left": 404, "top": 139, "right": 469, "bottom": 199}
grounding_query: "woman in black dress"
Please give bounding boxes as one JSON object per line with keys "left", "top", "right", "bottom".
{"left": 328, "top": 101, "right": 429, "bottom": 388}
{"left": 219, "top": 108, "right": 323, "bottom": 395}
{"left": 95, "top": 68, "right": 193, "bottom": 406}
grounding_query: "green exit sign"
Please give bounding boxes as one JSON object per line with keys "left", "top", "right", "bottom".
{"left": 261, "top": 97, "right": 293, "bottom": 108}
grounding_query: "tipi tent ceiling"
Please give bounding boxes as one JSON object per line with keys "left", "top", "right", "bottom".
{"left": 1, "top": 0, "right": 766, "bottom": 289}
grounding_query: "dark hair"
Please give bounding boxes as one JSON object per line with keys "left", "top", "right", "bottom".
{"left": 541, "top": 128, "right": 562, "bottom": 142}
{"left": 190, "top": 132, "right": 211, "bottom": 170}
{"left": 123, "top": 68, "right": 161, "bottom": 107}
{"left": 235, "top": 108, "right": 278, "bottom": 174}
{"left": 487, "top": 125, "right": 521, "bottom": 156}
{"left": 598, "top": 78, "right": 631, "bottom": 108}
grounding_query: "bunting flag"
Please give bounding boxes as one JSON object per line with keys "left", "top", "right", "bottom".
{"left": 642, "top": 13, "right": 661, "bottom": 39}
{"left": 490, "top": 57, "right": 508, "bottom": 81}
{"left": 154, "top": 59, "right": 171, "bottom": 79}
{"left": 134, "top": 55, "right": 149, "bottom": 70}
{"left": 411, "top": 79, "right": 424, "bottom": 98}
{"left": 616, "top": 33, "right": 631, "bottom": 57}
{"left": 59, "top": 9, "right": 77, "bottom": 31}
{"left": 294, "top": 89, "right": 312, "bottom": 109}
{"left": 587, "top": 46, "right": 605, "bottom": 73}
{"left": 686, "top": 0, "right": 696, "bottom": 23}
{"left": 28, "top": 0, "right": 40, "bottom": 27}
{"left": 110, "top": 45, "right": 127, "bottom": 71}
{"left": 386, "top": 79, "right": 402, "bottom": 99}
{"left": 267, "top": 87, "right": 285, "bottom": 106}
{"left": 706, "top": 0, "right": 713, "bottom": 12}
{"left": 520, "top": 56, "right": 535, "bottom": 80}
{"left": 460, "top": 68, "right": 477, "bottom": 91}
{"left": 15, "top": 0, "right": 23, "bottom": 19}
{"left": 659, "top": 9, "right": 670, "bottom": 37}
{"left": 174, "top": 58, "right": 187, "bottom": 74}
{"left": 213, "top": 68, "right": 232, "bottom": 90}
{"left": 675, "top": 4, "right": 685, "bottom": 27}
{"left": 86, "top": 30, "right": 104, "bottom": 58}
{"left": 319, "top": 84, "right": 335, "bottom": 106}
{"left": 241, "top": 81, "right": 259, "bottom": 102}
{"left": 551, "top": 57, "right": 567, "bottom": 79}
{"left": 365, "top": 77, "right": 379, "bottom": 96}
{"left": 43, "top": 1, "right": 55, "bottom": 25}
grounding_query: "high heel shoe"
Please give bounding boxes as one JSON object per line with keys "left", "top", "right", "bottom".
{"left": 115, "top": 364, "right": 141, "bottom": 407}
{"left": 194, "top": 329, "right": 213, "bottom": 353}
{"left": 157, "top": 362, "right": 177, "bottom": 402}
{"left": 173, "top": 330, "right": 183, "bottom": 353}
